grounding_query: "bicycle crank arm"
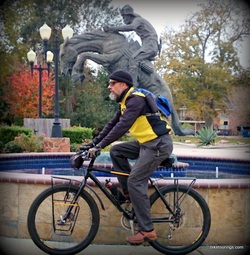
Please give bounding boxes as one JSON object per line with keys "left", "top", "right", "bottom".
{"left": 129, "top": 220, "right": 135, "bottom": 235}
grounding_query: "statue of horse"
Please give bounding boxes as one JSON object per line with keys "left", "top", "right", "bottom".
{"left": 60, "top": 29, "right": 194, "bottom": 136}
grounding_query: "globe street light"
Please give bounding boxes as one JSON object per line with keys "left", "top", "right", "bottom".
{"left": 34, "top": 23, "right": 73, "bottom": 137}
{"left": 27, "top": 49, "right": 53, "bottom": 118}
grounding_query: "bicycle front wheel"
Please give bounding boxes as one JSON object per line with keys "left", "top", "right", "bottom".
{"left": 149, "top": 185, "right": 211, "bottom": 255}
{"left": 27, "top": 184, "right": 100, "bottom": 255}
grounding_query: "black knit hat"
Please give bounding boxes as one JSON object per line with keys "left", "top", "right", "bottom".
{"left": 109, "top": 70, "right": 133, "bottom": 87}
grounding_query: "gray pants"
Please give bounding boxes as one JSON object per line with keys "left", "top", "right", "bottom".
{"left": 110, "top": 135, "right": 173, "bottom": 232}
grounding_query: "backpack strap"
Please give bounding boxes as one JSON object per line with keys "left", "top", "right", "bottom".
{"left": 131, "top": 88, "right": 159, "bottom": 113}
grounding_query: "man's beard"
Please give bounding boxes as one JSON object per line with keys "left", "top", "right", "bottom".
{"left": 109, "top": 92, "right": 117, "bottom": 101}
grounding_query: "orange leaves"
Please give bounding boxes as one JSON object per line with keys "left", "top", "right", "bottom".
{"left": 3, "top": 65, "right": 54, "bottom": 118}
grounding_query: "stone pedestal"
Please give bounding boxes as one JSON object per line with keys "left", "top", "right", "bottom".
{"left": 43, "top": 138, "right": 70, "bottom": 152}
{"left": 24, "top": 118, "right": 70, "bottom": 136}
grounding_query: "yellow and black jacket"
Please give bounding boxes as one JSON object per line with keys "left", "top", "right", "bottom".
{"left": 95, "top": 87, "right": 171, "bottom": 149}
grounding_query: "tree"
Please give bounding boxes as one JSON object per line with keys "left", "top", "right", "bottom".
{"left": 1, "top": 0, "right": 120, "bottom": 52}
{"left": 227, "top": 69, "right": 250, "bottom": 125}
{"left": 0, "top": 0, "right": 121, "bottom": 125}
{"left": 156, "top": 0, "right": 250, "bottom": 129}
{"left": 63, "top": 67, "right": 117, "bottom": 131}
{"left": 2, "top": 65, "right": 54, "bottom": 119}
{"left": 76, "top": 0, "right": 122, "bottom": 32}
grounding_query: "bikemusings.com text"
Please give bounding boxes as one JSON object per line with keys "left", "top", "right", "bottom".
{"left": 210, "top": 245, "right": 244, "bottom": 250}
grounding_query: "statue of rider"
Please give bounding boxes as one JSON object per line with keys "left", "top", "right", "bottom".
{"left": 103, "top": 4, "right": 160, "bottom": 87}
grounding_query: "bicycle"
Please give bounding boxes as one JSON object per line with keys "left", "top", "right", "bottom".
{"left": 27, "top": 146, "right": 211, "bottom": 255}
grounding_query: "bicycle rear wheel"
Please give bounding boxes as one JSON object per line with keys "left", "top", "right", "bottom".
{"left": 27, "top": 184, "right": 100, "bottom": 255}
{"left": 149, "top": 185, "right": 211, "bottom": 255}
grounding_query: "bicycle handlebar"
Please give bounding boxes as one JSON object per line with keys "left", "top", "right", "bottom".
{"left": 79, "top": 145, "right": 92, "bottom": 151}
{"left": 71, "top": 147, "right": 94, "bottom": 169}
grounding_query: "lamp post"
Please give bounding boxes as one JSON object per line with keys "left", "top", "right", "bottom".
{"left": 28, "top": 23, "right": 73, "bottom": 137}
{"left": 27, "top": 49, "right": 53, "bottom": 118}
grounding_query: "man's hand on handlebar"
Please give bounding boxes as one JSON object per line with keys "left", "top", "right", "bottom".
{"left": 79, "top": 141, "right": 96, "bottom": 151}
{"left": 87, "top": 145, "right": 101, "bottom": 158}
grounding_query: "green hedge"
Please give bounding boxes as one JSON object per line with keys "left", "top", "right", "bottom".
{"left": 0, "top": 125, "right": 33, "bottom": 145}
{"left": 62, "top": 126, "right": 93, "bottom": 144}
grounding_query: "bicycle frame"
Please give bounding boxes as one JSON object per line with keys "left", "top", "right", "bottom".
{"left": 53, "top": 153, "right": 197, "bottom": 225}
{"left": 29, "top": 150, "right": 210, "bottom": 255}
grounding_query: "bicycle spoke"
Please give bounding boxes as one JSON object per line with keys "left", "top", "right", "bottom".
{"left": 28, "top": 185, "right": 99, "bottom": 255}
{"left": 150, "top": 185, "right": 210, "bottom": 255}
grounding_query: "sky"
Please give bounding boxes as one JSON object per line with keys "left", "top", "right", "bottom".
{"left": 112, "top": 0, "right": 206, "bottom": 34}
{"left": 111, "top": 0, "right": 250, "bottom": 68}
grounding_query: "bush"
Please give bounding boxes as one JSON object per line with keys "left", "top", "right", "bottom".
{"left": 181, "top": 123, "right": 194, "bottom": 131}
{"left": 62, "top": 126, "right": 94, "bottom": 144}
{"left": 197, "top": 127, "right": 217, "bottom": 146}
{"left": 70, "top": 143, "right": 81, "bottom": 152}
{"left": 0, "top": 125, "right": 33, "bottom": 145}
{"left": 4, "top": 141, "right": 24, "bottom": 153}
{"left": 13, "top": 133, "right": 45, "bottom": 152}
{"left": 0, "top": 141, "right": 4, "bottom": 152}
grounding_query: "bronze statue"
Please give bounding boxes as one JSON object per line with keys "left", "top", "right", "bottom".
{"left": 103, "top": 4, "right": 160, "bottom": 87}
{"left": 60, "top": 29, "right": 194, "bottom": 136}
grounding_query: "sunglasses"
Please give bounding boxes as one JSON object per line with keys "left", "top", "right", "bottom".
{"left": 108, "top": 81, "right": 120, "bottom": 86}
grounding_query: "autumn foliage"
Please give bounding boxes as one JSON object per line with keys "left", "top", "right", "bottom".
{"left": 3, "top": 65, "right": 54, "bottom": 118}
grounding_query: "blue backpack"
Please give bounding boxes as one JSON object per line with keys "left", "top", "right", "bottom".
{"left": 131, "top": 88, "right": 172, "bottom": 117}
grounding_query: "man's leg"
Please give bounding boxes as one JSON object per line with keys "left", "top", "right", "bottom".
{"left": 126, "top": 135, "right": 173, "bottom": 242}
{"left": 110, "top": 140, "right": 140, "bottom": 195}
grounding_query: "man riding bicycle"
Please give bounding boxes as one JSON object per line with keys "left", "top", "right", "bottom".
{"left": 87, "top": 70, "right": 173, "bottom": 244}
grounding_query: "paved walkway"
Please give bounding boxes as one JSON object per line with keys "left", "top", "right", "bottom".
{"left": 172, "top": 142, "right": 250, "bottom": 160}
{"left": 0, "top": 237, "right": 249, "bottom": 255}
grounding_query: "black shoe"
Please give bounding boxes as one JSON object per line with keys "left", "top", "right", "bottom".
{"left": 119, "top": 193, "right": 130, "bottom": 204}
